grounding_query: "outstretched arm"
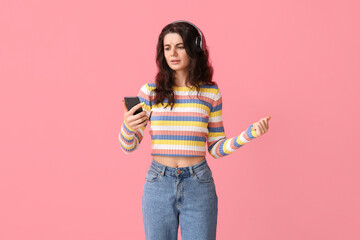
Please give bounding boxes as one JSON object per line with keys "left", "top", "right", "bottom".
{"left": 207, "top": 87, "right": 270, "bottom": 159}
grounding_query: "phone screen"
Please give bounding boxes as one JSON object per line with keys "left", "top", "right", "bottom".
{"left": 124, "top": 97, "right": 143, "bottom": 115}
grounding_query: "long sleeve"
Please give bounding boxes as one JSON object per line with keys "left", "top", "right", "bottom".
{"left": 207, "top": 87, "right": 259, "bottom": 159}
{"left": 118, "top": 83, "right": 152, "bottom": 154}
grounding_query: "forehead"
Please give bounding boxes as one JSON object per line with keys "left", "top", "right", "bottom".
{"left": 163, "top": 33, "right": 183, "bottom": 45}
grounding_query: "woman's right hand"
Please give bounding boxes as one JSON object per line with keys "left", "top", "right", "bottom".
{"left": 122, "top": 100, "right": 149, "bottom": 131}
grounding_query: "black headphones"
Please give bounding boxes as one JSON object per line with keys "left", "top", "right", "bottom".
{"left": 158, "top": 20, "right": 205, "bottom": 52}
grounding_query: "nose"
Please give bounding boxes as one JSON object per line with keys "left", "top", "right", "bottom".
{"left": 170, "top": 47, "right": 177, "bottom": 56}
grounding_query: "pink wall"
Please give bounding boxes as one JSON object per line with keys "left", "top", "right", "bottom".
{"left": 1, "top": 0, "right": 359, "bottom": 239}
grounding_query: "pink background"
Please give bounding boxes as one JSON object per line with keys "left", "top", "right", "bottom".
{"left": 1, "top": 0, "right": 359, "bottom": 239}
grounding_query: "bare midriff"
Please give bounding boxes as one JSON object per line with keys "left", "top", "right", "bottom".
{"left": 152, "top": 155, "right": 206, "bottom": 168}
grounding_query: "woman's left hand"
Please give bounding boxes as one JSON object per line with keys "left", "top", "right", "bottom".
{"left": 252, "top": 115, "right": 271, "bottom": 137}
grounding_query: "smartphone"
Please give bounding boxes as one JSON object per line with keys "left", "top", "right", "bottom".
{"left": 124, "top": 96, "right": 143, "bottom": 115}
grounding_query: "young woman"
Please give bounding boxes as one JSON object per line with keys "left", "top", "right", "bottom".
{"left": 119, "top": 20, "right": 271, "bottom": 240}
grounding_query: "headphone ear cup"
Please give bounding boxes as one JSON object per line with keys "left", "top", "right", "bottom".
{"left": 195, "top": 36, "right": 202, "bottom": 52}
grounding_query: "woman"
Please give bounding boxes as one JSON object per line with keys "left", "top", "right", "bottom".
{"left": 119, "top": 20, "right": 271, "bottom": 240}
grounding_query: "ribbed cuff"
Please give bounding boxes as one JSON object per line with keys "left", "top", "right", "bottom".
{"left": 123, "top": 120, "right": 135, "bottom": 133}
{"left": 247, "top": 123, "right": 258, "bottom": 138}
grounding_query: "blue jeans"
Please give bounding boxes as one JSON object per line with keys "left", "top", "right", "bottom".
{"left": 142, "top": 157, "right": 218, "bottom": 240}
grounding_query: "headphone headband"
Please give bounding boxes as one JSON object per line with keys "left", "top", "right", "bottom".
{"left": 158, "top": 20, "right": 205, "bottom": 52}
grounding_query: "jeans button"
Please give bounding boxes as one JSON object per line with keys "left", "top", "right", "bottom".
{"left": 177, "top": 170, "right": 182, "bottom": 174}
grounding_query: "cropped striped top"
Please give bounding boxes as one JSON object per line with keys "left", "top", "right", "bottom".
{"left": 118, "top": 82, "right": 259, "bottom": 159}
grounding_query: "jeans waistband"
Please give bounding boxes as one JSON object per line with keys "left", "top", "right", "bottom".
{"left": 150, "top": 157, "right": 208, "bottom": 178}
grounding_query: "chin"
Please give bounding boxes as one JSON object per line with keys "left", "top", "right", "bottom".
{"left": 172, "top": 65, "right": 186, "bottom": 71}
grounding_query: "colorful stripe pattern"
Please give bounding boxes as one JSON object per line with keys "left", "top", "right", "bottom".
{"left": 118, "top": 83, "right": 258, "bottom": 159}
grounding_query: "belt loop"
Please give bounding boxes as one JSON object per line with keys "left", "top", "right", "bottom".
{"left": 189, "top": 166, "right": 194, "bottom": 177}
{"left": 160, "top": 166, "right": 166, "bottom": 176}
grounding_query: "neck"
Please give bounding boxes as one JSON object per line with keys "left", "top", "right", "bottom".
{"left": 174, "top": 70, "right": 189, "bottom": 87}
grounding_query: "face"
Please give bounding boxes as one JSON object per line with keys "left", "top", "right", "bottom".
{"left": 163, "top": 33, "right": 190, "bottom": 72}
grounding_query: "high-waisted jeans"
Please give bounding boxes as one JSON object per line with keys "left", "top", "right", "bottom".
{"left": 142, "top": 157, "right": 218, "bottom": 240}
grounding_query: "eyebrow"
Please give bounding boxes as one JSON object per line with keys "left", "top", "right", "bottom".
{"left": 164, "top": 43, "right": 184, "bottom": 47}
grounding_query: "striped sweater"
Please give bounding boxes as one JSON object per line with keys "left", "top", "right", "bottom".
{"left": 118, "top": 83, "right": 259, "bottom": 159}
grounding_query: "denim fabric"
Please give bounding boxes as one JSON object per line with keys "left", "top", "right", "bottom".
{"left": 142, "top": 157, "right": 218, "bottom": 240}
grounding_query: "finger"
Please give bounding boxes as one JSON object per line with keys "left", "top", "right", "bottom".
{"left": 257, "top": 122, "right": 262, "bottom": 134}
{"left": 136, "top": 110, "right": 147, "bottom": 120}
{"left": 266, "top": 116, "right": 271, "bottom": 127}
{"left": 129, "top": 112, "right": 145, "bottom": 124}
{"left": 265, "top": 119, "right": 269, "bottom": 129}
{"left": 263, "top": 120, "right": 268, "bottom": 131}
{"left": 259, "top": 121, "right": 265, "bottom": 134}
{"left": 130, "top": 102, "right": 144, "bottom": 114}
{"left": 135, "top": 113, "right": 148, "bottom": 124}
{"left": 262, "top": 119, "right": 268, "bottom": 130}
{"left": 256, "top": 123, "right": 263, "bottom": 136}
{"left": 134, "top": 116, "right": 148, "bottom": 127}
{"left": 141, "top": 117, "right": 149, "bottom": 126}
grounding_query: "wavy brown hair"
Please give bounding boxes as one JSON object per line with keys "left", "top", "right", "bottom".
{"left": 153, "top": 21, "right": 217, "bottom": 110}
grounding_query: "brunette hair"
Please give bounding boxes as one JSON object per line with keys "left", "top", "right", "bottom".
{"left": 153, "top": 21, "right": 217, "bottom": 110}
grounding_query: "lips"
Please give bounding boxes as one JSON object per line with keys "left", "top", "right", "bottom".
{"left": 170, "top": 60, "right": 180, "bottom": 64}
